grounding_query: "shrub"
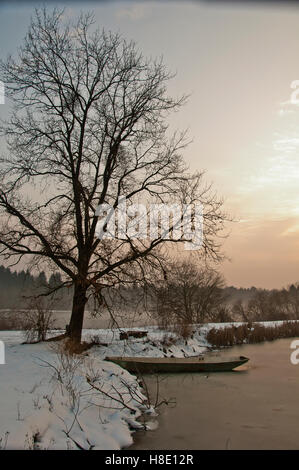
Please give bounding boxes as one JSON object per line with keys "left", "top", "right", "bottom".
{"left": 206, "top": 321, "right": 299, "bottom": 348}
{"left": 22, "top": 298, "right": 55, "bottom": 343}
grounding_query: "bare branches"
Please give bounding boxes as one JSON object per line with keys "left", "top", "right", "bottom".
{"left": 0, "top": 8, "right": 230, "bottom": 342}
{"left": 151, "top": 258, "right": 228, "bottom": 328}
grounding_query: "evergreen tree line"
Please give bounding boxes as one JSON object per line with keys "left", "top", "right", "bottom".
{"left": 1, "top": 263, "right": 299, "bottom": 324}
{"left": 0, "top": 265, "right": 73, "bottom": 309}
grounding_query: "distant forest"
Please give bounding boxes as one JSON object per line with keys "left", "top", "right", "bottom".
{"left": 2, "top": 265, "right": 299, "bottom": 323}
{"left": 0, "top": 265, "right": 73, "bottom": 310}
{"left": 0, "top": 264, "right": 257, "bottom": 311}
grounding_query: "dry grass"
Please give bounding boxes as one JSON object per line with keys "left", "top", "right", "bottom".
{"left": 206, "top": 321, "right": 299, "bottom": 347}
{"left": 61, "top": 333, "right": 111, "bottom": 354}
{"left": 63, "top": 338, "right": 96, "bottom": 354}
{"left": 158, "top": 321, "right": 194, "bottom": 340}
{"left": 173, "top": 322, "right": 193, "bottom": 340}
{"left": 159, "top": 332, "right": 178, "bottom": 348}
{"left": 0, "top": 311, "right": 24, "bottom": 330}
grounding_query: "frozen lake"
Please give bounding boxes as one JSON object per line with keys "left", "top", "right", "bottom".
{"left": 131, "top": 338, "right": 299, "bottom": 450}
{"left": 0, "top": 308, "right": 155, "bottom": 330}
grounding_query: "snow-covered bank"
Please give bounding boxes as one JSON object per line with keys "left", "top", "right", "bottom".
{"left": 0, "top": 325, "right": 211, "bottom": 450}
{"left": 0, "top": 321, "right": 293, "bottom": 449}
{"left": 0, "top": 331, "right": 154, "bottom": 450}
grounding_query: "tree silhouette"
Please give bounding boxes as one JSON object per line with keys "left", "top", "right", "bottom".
{"left": 0, "top": 9, "right": 227, "bottom": 344}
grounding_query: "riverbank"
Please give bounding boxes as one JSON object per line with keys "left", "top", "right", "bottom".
{"left": 0, "top": 326, "right": 209, "bottom": 449}
{"left": 0, "top": 321, "right": 298, "bottom": 449}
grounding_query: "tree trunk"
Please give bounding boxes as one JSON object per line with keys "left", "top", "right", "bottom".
{"left": 68, "top": 282, "right": 88, "bottom": 344}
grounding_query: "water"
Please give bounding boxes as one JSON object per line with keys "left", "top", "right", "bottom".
{"left": 0, "top": 308, "right": 155, "bottom": 330}
{"left": 131, "top": 338, "right": 299, "bottom": 449}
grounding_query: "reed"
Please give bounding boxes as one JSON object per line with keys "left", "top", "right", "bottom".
{"left": 206, "top": 321, "right": 299, "bottom": 347}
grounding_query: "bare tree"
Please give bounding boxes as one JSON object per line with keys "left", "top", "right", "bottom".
{"left": 235, "top": 286, "right": 299, "bottom": 322}
{"left": 152, "top": 259, "right": 228, "bottom": 329}
{"left": 22, "top": 296, "right": 55, "bottom": 343}
{"left": 0, "top": 9, "right": 228, "bottom": 345}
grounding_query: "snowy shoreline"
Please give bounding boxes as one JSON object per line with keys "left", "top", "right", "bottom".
{"left": 0, "top": 321, "right": 291, "bottom": 450}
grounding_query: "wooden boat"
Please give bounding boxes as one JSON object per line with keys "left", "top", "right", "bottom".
{"left": 105, "top": 355, "right": 249, "bottom": 373}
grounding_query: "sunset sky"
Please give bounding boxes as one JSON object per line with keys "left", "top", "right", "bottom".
{"left": 1, "top": 1, "right": 299, "bottom": 288}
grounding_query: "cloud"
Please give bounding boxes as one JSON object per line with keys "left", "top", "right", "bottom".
{"left": 116, "top": 4, "right": 149, "bottom": 21}
{"left": 278, "top": 107, "right": 295, "bottom": 117}
{"left": 222, "top": 216, "right": 299, "bottom": 288}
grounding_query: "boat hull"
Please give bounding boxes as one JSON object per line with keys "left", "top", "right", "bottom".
{"left": 105, "top": 355, "right": 249, "bottom": 373}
